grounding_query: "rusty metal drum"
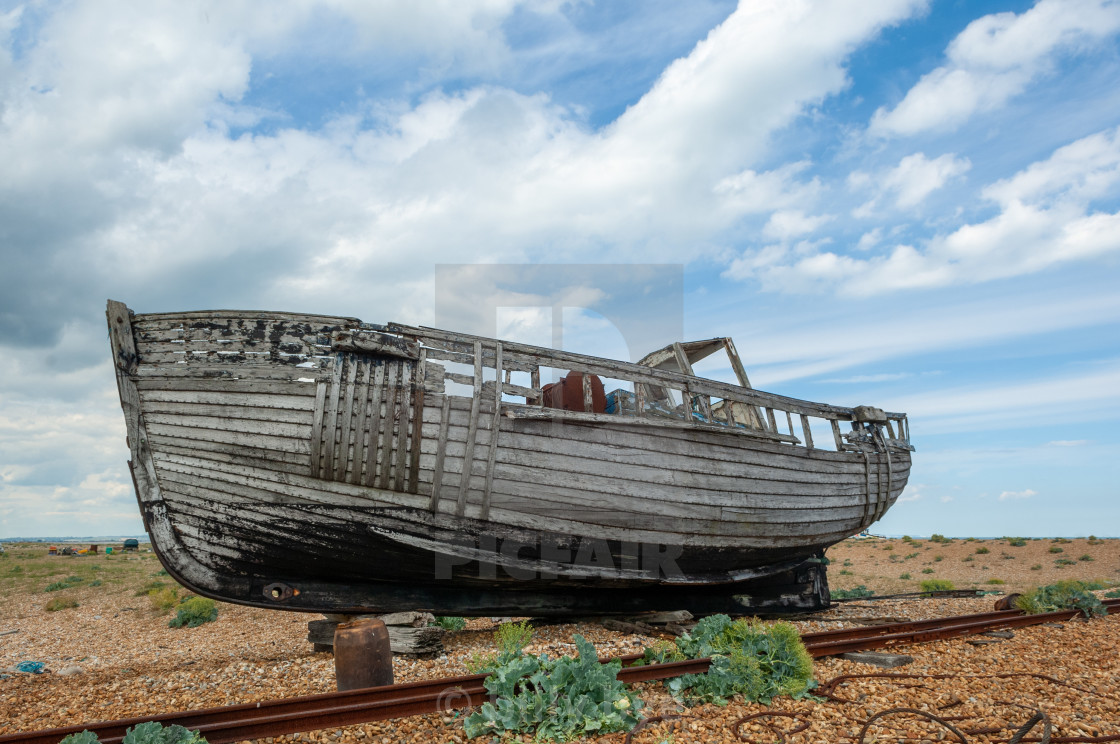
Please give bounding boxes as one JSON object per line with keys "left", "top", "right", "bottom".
{"left": 333, "top": 617, "right": 393, "bottom": 691}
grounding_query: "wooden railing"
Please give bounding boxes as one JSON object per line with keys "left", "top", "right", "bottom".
{"left": 347, "top": 323, "right": 912, "bottom": 454}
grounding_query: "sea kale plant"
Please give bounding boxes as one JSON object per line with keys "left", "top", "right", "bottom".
{"left": 638, "top": 615, "right": 816, "bottom": 707}
{"left": 831, "top": 585, "right": 874, "bottom": 599}
{"left": 463, "top": 634, "right": 642, "bottom": 742}
{"left": 1015, "top": 580, "right": 1106, "bottom": 618}
{"left": 60, "top": 722, "right": 207, "bottom": 744}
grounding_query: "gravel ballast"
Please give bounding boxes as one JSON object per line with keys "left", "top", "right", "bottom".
{"left": 1, "top": 539, "right": 1118, "bottom": 743}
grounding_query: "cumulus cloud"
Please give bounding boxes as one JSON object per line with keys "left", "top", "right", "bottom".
{"left": 870, "top": 0, "right": 1120, "bottom": 136}
{"left": 1, "top": 0, "right": 928, "bottom": 350}
{"left": 849, "top": 151, "right": 971, "bottom": 215}
{"left": 733, "top": 126, "right": 1120, "bottom": 296}
{"left": 713, "top": 160, "right": 823, "bottom": 215}
{"left": 881, "top": 152, "right": 972, "bottom": 208}
{"left": 2, "top": 0, "right": 942, "bottom": 533}
{"left": 763, "top": 210, "right": 835, "bottom": 240}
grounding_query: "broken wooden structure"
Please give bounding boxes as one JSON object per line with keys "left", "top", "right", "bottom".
{"left": 309, "top": 612, "right": 443, "bottom": 656}
{"left": 106, "top": 300, "right": 913, "bottom": 617}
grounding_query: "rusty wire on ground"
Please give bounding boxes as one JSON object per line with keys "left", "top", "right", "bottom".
{"left": 820, "top": 672, "right": 1120, "bottom": 743}
{"left": 817, "top": 672, "right": 1120, "bottom": 706}
{"left": 622, "top": 714, "right": 685, "bottom": 744}
{"left": 733, "top": 711, "right": 811, "bottom": 744}
{"left": 1007, "top": 708, "right": 1052, "bottom": 744}
{"left": 857, "top": 707, "right": 970, "bottom": 743}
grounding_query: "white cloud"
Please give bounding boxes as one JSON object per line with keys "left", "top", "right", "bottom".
{"left": 870, "top": 0, "right": 1120, "bottom": 136}
{"left": 714, "top": 160, "right": 823, "bottom": 215}
{"left": 877, "top": 359, "right": 1120, "bottom": 435}
{"left": 848, "top": 151, "right": 971, "bottom": 215}
{"left": 856, "top": 227, "right": 882, "bottom": 250}
{"left": 0, "top": 0, "right": 933, "bottom": 350}
{"left": 983, "top": 126, "right": 1120, "bottom": 206}
{"left": 744, "top": 289, "right": 1120, "bottom": 386}
{"left": 819, "top": 372, "right": 911, "bottom": 383}
{"left": 896, "top": 481, "right": 925, "bottom": 503}
{"left": 882, "top": 152, "right": 971, "bottom": 208}
{"left": 736, "top": 126, "right": 1120, "bottom": 296}
{"left": 763, "top": 210, "right": 835, "bottom": 240}
{"left": 1049, "top": 439, "right": 1090, "bottom": 447}
{"left": 998, "top": 489, "right": 1037, "bottom": 501}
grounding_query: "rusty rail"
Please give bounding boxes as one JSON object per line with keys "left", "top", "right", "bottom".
{"left": 5, "top": 599, "right": 1116, "bottom": 744}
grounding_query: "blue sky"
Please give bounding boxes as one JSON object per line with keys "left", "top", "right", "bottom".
{"left": 1, "top": 0, "right": 1118, "bottom": 537}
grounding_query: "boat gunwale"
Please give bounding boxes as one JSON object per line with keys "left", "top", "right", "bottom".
{"left": 124, "top": 306, "right": 913, "bottom": 455}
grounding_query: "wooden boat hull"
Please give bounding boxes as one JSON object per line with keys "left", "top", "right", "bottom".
{"left": 107, "top": 301, "right": 913, "bottom": 615}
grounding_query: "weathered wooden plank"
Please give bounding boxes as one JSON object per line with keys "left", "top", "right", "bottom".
{"left": 392, "top": 364, "right": 413, "bottom": 492}
{"left": 139, "top": 389, "right": 316, "bottom": 410}
{"left": 335, "top": 356, "right": 360, "bottom": 482}
{"left": 157, "top": 465, "right": 321, "bottom": 507}
{"left": 149, "top": 439, "right": 310, "bottom": 475}
{"left": 418, "top": 421, "right": 911, "bottom": 491}
{"left": 501, "top": 383, "right": 539, "bottom": 401}
{"left": 152, "top": 452, "right": 426, "bottom": 513}
{"left": 134, "top": 363, "right": 329, "bottom": 381}
{"left": 502, "top": 406, "right": 799, "bottom": 444}
{"left": 136, "top": 334, "right": 323, "bottom": 355}
{"left": 362, "top": 362, "right": 387, "bottom": 488}
{"left": 376, "top": 361, "right": 399, "bottom": 490}
{"left": 408, "top": 388, "right": 424, "bottom": 494}
{"left": 418, "top": 453, "right": 908, "bottom": 512}
{"left": 145, "top": 421, "right": 312, "bottom": 455}
{"left": 143, "top": 412, "right": 310, "bottom": 440}
{"left": 415, "top": 345, "right": 535, "bottom": 373}
{"left": 418, "top": 416, "right": 878, "bottom": 485}
{"left": 348, "top": 360, "right": 374, "bottom": 485}
{"left": 306, "top": 620, "right": 444, "bottom": 655}
{"left": 420, "top": 453, "right": 897, "bottom": 511}
{"left": 455, "top": 341, "right": 484, "bottom": 518}
{"left": 800, "top": 414, "right": 814, "bottom": 449}
{"left": 140, "top": 400, "right": 312, "bottom": 425}
{"left": 134, "top": 378, "right": 320, "bottom": 396}
{"left": 480, "top": 342, "right": 503, "bottom": 521}
{"left": 163, "top": 499, "right": 364, "bottom": 573}
{"left": 424, "top": 399, "right": 870, "bottom": 475}
{"left": 723, "top": 338, "right": 752, "bottom": 388}
{"left": 428, "top": 396, "right": 452, "bottom": 513}
{"left": 322, "top": 355, "right": 344, "bottom": 480}
{"left": 331, "top": 329, "right": 420, "bottom": 360}
{"left": 445, "top": 371, "right": 475, "bottom": 387}
{"left": 137, "top": 350, "right": 323, "bottom": 366}
{"left": 133, "top": 310, "right": 357, "bottom": 326}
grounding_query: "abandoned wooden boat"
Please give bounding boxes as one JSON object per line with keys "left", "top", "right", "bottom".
{"left": 106, "top": 300, "right": 913, "bottom": 615}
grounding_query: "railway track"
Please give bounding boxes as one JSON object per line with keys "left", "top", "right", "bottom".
{"left": 6, "top": 598, "right": 1117, "bottom": 744}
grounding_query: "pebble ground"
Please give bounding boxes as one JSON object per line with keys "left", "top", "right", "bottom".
{"left": 1, "top": 540, "right": 1118, "bottom": 743}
